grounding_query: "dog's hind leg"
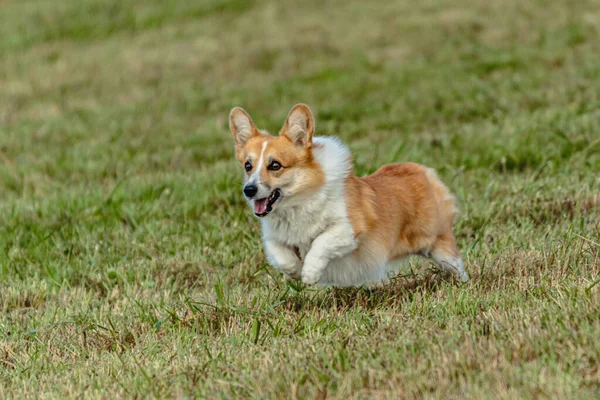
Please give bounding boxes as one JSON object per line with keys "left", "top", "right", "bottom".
{"left": 428, "top": 236, "right": 469, "bottom": 282}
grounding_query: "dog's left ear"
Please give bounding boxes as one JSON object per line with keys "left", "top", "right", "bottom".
{"left": 280, "top": 104, "right": 314, "bottom": 148}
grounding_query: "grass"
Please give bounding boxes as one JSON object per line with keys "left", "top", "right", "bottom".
{"left": 1, "top": 0, "right": 599, "bottom": 398}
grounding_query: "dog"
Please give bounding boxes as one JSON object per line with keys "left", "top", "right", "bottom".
{"left": 228, "top": 104, "right": 469, "bottom": 286}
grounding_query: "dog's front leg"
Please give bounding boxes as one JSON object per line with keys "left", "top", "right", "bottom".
{"left": 301, "top": 223, "right": 357, "bottom": 285}
{"left": 263, "top": 239, "right": 302, "bottom": 280}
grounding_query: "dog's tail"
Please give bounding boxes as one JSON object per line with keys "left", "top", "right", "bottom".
{"left": 425, "top": 168, "right": 459, "bottom": 228}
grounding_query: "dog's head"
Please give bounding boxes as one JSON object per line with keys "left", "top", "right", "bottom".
{"left": 229, "top": 104, "right": 325, "bottom": 218}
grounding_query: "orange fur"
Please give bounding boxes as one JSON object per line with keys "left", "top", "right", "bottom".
{"left": 237, "top": 135, "right": 325, "bottom": 195}
{"left": 345, "top": 162, "right": 460, "bottom": 264}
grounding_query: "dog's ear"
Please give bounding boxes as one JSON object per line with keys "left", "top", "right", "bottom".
{"left": 229, "top": 107, "right": 258, "bottom": 146}
{"left": 280, "top": 104, "right": 314, "bottom": 148}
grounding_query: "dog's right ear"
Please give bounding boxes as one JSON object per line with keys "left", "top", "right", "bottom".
{"left": 229, "top": 107, "right": 258, "bottom": 146}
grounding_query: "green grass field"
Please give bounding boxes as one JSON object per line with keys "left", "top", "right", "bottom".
{"left": 1, "top": 0, "right": 599, "bottom": 398}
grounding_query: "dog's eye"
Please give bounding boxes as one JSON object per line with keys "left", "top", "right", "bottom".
{"left": 268, "top": 161, "right": 282, "bottom": 171}
{"left": 244, "top": 161, "right": 252, "bottom": 172}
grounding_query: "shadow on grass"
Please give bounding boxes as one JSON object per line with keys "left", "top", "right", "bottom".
{"left": 283, "top": 270, "right": 453, "bottom": 313}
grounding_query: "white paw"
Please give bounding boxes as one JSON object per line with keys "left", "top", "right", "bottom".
{"left": 278, "top": 263, "right": 302, "bottom": 280}
{"left": 458, "top": 269, "right": 470, "bottom": 283}
{"left": 301, "top": 268, "right": 322, "bottom": 285}
{"left": 455, "top": 258, "right": 470, "bottom": 283}
{"left": 283, "top": 269, "right": 301, "bottom": 280}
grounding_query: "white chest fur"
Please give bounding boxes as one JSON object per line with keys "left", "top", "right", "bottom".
{"left": 261, "top": 190, "right": 344, "bottom": 245}
{"left": 261, "top": 136, "right": 351, "bottom": 247}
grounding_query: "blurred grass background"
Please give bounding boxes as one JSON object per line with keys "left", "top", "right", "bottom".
{"left": 0, "top": 0, "right": 599, "bottom": 398}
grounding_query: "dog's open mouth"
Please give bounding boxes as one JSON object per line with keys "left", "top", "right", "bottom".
{"left": 254, "top": 189, "right": 281, "bottom": 217}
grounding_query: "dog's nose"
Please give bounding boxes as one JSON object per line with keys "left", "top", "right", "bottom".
{"left": 243, "top": 184, "right": 258, "bottom": 198}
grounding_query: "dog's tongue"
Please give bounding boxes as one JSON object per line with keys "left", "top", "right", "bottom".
{"left": 254, "top": 198, "right": 268, "bottom": 215}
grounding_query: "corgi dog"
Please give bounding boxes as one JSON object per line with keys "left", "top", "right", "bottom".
{"left": 229, "top": 104, "right": 469, "bottom": 286}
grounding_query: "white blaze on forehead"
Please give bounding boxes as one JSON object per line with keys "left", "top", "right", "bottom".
{"left": 257, "top": 140, "right": 268, "bottom": 171}
{"left": 249, "top": 140, "right": 268, "bottom": 183}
